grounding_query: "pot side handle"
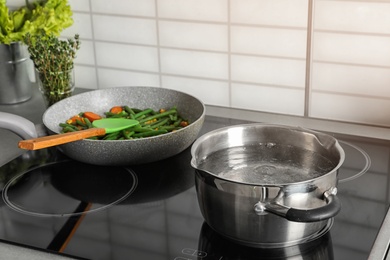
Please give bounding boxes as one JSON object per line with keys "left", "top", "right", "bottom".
{"left": 0, "top": 112, "right": 38, "bottom": 139}
{"left": 285, "top": 192, "right": 341, "bottom": 222}
{"left": 254, "top": 188, "right": 341, "bottom": 223}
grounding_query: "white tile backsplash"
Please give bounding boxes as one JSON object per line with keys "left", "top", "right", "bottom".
{"left": 230, "top": 0, "right": 309, "bottom": 27}
{"left": 74, "top": 66, "right": 97, "bottom": 89}
{"left": 231, "top": 55, "right": 306, "bottom": 88}
{"left": 62, "top": 0, "right": 390, "bottom": 127}
{"left": 231, "top": 83, "right": 305, "bottom": 116}
{"left": 162, "top": 76, "right": 230, "bottom": 106}
{"left": 93, "top": 15, "right": 157, "bottom": 45}
{"left": 157, "top": 0, "right": 228, "bottom": 22}
{"left": 6, "top": 0, "right": 27, "bottom": 9}
{"left": 61, "top": 13, "right": 93, "bottom": 39}
{"left": 314, "top": 0, "right": 390, "bottom": 34}
{"left": 310, "top": 93, "right": 390, "bottom": 126}
{"left": 231, "top": 26, "right": 307, "bottom": 58}
{"left": 95, "top": 43, "right": 159, "bottom": 72}
{"left": 68, "top": 0, "right": 90, "bottom": 12}
{"left": 160, "top": 49, "right": 228, "bottom": 80}
{"left": 91, "top": 0, "right": 155, "bottom": 17}
{"left": 74, "top": 40, "right": 95, "bottom": 66}
{"left": 312, "top": 63, "right": 390, "bottom": 97}
{"left": 97, "top": 69, "right": 160, "bottom": 89}
{"left": 313, "top": 32, "right": 390, "bottom": 67}
{"left": 159, "top": 21, "right": 228, "bottom": 51}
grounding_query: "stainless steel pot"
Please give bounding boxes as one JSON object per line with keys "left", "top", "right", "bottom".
{"left": 191, "top": 124, "right": 345, "bottom": 248}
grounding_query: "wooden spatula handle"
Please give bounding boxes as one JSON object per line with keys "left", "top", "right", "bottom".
{"left": 18, "top": 128, "right": 106, "bottom": 150}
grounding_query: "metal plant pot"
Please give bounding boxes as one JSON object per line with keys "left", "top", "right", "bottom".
{"left": 191, "top": 124, "right": 345, "bottom": 248}
{"left": 0, "top": 42, "right": 33, "bottom": 104}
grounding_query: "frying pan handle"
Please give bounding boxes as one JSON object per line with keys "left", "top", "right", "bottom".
{"left": 254, "top": 187, "right": 341, "bottom": 223}
{"left": 0, "top": 112, "right": 38, "bottom": 139}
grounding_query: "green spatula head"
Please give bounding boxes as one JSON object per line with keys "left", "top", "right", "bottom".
{"left": 92, "top": 118, "right": 139, "bottom": 133}
{"left": 18, "top": 118, "right": 140, "bottom": 151}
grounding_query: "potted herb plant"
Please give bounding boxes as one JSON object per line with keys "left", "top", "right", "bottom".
{"left": 24, "top": 31, "right": 80, "bottom": 107}
{"left": 0, "top": 0, "right": 73, "bottom": 104}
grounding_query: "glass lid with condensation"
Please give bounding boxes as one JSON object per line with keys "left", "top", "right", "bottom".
{"left": 2, "top": 161, "right": 138, "bottom": 217}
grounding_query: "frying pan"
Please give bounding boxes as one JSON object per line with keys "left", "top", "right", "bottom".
{"left": 0, "top": 87, "right": 205, "bottom": 165}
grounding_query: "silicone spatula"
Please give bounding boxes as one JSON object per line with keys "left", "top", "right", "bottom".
{"left": 18, "top": 118, "right": 139, "bottom": 150}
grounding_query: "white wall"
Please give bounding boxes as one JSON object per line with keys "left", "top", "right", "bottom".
{"left": 60, "top": 0, "right": 390, "bottom": 127}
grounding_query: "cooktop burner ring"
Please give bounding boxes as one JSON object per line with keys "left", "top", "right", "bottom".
{"left": 338, "top": 140, "right": 371, "bottom": 183}
{"left": 1, "top": 160, "right": 138, "bottom": 217}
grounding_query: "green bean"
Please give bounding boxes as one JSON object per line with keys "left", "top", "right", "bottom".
{"left": 131, "top": 108, "right": 143, "bottom": 113}
{"left": 131, "top": 125, "right": 153, "bottom": 133}
{"left": 133, "top": 129, "right": 168, "bottom": 138}
{"left": 59, "top": 123, "right": 72, "bottom": 128}
{"left": 150, "top": 118, "right": 169, "bottom": 129}
{"left": 122, "top": 130, "right": 135, "bottom": 139}
{"left": 134, "top": 108, "right": 154, "bottom": 119}
{"left": 169, "top": 114, "right": 177, "bottom": 121}
{"left": 76, "top": 119, "right": 86, "bottom": 127}
{"left": 103, "top": 132, "right": 120, "bottom": 140}
{"left": 139, "top": 109, "right": 177, "bottom": 123}
{"left": 60, "top": 105, "right": 189, "bottom": 140}
{"left": 124, "top": 106, "right": 135, "bottom": 115}
{"left": 62, "top": 126, "right": 77, "bottom": 133}
{"left": 173, "top": 118, "right": 183, "bottom": 127}
{"left": 59, "top": 123, "right": 79, "bottom": 131}
{"left": 159, "top": 125, "right": 182, "bottom": 131}
{"left": 141, "top": 119, "right": 156, "bottom": 126}
{"left": 84, "top": 117, "right": 93, "bottom": 128}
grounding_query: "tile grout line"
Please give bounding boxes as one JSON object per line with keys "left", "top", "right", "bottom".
{"left": 228, "top": 0, "right": 232, "bottom": 107}
{"left": 87, "top": 0, "right": 100, "bottom": 89}
{"left": 155, "top": 0, "right": 163, "bottom": 88}
{"left": 304, "top": 0, "right": 314, "bottom": 117}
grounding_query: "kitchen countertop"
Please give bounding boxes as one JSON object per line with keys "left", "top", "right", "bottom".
{"left": 0, "top": 241, "right": 86, "bottom": 260}
{"left": 1, "top": 86, "right": 390, "bottom": 259}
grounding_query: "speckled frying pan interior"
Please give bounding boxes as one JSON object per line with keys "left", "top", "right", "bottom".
{"left": 44, "top": 87, "right": 203, "bottom": 133}
{"left": 41, "top": 86, "right": 205, "bottom": 165}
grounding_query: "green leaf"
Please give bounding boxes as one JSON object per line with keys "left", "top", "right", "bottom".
{"left": 0, "top": 0, "right": 74, "bottom": 44}
{"left": 0, "top": 0, "right": 14, "bottom": 43}
{"left": 11, "top": 7, "right": 29, "bottom": 32}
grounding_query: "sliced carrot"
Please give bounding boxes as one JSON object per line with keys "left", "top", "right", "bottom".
{"left": 110, "top": 106, "right": 123, "bottom": 114}
{"left": 66, "top": 115, "right": 82, "bottom": 125}
{"left": 83, "top": 112, "right": 102, "bottom": 122}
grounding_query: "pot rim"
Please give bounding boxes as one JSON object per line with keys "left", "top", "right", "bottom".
{"left": 191, "top": 123, "right": 346, "bottom": 186}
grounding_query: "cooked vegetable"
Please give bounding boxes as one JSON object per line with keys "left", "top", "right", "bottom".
{"left": 66, "top": 115, "right": 82, "bottom": 125}
{"left": 134, "top": 108, "right": 154, "bottom": 119}
{"left": 60, "top": 106, "right": 190, "bottom": 140}
{"left": 109, "top": 106, "right": 123, "bottom": 114}
{"left": 83, "top": 112, "right": 102, "bottom": 122}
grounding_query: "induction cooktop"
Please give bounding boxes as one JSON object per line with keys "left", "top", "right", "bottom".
{"left": 0, "top": 115, "right": 388, "bottom": 260}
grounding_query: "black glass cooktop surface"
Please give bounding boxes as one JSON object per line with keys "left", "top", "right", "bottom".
{"left": 0, "top": 115, "right": 388, "bottom": 260}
